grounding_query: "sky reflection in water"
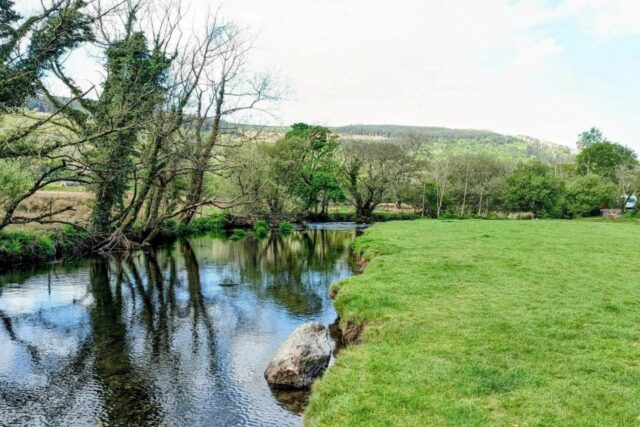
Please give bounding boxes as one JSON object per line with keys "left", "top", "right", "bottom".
{"left": 0, "top": 227, "right": 357, "bottom": 426}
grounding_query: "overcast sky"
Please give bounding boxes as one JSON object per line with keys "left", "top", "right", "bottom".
{"left": 21, "top": 0, "right": 640, "bottom": 148}
{"left": 221, "top": 0, "right": 640, "bottom": 149}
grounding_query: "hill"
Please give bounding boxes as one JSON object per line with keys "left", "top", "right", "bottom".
{"left": 21, "top": 98, "right": 574, "bottom": 163}
{"left": 334, "top": 124, "right": 574, "bottom": 163}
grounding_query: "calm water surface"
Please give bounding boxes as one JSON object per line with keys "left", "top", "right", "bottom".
{"left": 0, "top": 226, "right": 360, "bottom": 426}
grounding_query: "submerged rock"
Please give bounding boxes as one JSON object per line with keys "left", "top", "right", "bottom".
{"left": 264, "top": 322, "right": 334, "bottom": 389}
{"left": 218, "top": 282, "right": 241, "bottom": 288}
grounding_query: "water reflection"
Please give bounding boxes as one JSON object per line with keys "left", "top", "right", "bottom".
{"left": 0, "top": 228, "right": 355, "bottom": 426}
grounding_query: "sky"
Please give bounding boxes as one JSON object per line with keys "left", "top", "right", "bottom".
{"left": 20, "top": 0, "right": 640, "bottom": 149}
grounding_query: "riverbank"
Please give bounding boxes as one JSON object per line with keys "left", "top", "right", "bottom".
{"left": 0, "top": 215, "right": 228, "bottom": 267}
{"left": 0, "top": 211, "right": 419, "bottom": 268}
{"left": 306, "top": 220, "right": 640, "bottom": 425}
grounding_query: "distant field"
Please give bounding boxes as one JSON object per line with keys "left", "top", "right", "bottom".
{"left": 307, "top": 220, "right": 640, "bottom": 426}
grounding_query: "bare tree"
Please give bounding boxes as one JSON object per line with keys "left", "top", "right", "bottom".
{"left": 180, "top": 22, "right": 277, "bottom": 223}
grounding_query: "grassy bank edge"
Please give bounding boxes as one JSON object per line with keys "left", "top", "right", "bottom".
{"left": 304, "top": 222, "right": 392, "bottom": 426}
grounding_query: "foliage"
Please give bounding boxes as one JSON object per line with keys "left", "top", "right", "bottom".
{"left": 340, "top": 140, "right": 415, "bottom": 219}
{"left": 502, "top": 162, "right": 566, "bottom": 218}
{"left": 159, "top": 214, "right": 227, "bottom": 238}
{"left": 0, "top": 159, "right": 31, "bottom": 206}
{"left": 253, "top": 220, "right": 269, "bottom": 238}
{"left": 230, "top": 228, "right": 247, "bottom": 241}
{"left": 308, "top": 220, "right": 640, "bottom": 426}
{"left": 576, "top": 127, "right": 604, "bottom": 149}
{"left": 287, "top": 124, "right": 345, "bottom": 217}
{"left": 0, "top": 226, "right": 87, "bottom": 265}
{"left": 565, "top": 174, "right": 617, "bottom": 217}
{"left": 278, "top": 220, "right": 293, "bottom": 235}
{"left": 0, "top": 0, "right": 92, "bottom": 110}
{"left": 575, "top": 141, "right": 637, "bottom": 181}
{"left": 89, "top": 30, "right": 171, "bottom": 234}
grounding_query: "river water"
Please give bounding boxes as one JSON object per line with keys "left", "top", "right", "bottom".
{"left": 0, "top": 226, "right": 361, "bottom": 426}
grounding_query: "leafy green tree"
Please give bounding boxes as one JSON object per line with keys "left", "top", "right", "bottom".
{"left": 340, "top": 140, "right": 414, "bottom": 219}
{"left": 565, "top": 174, "right": 616, "bottom": 217}
{"left": 575, "top": 141, "right": 636, "bottom": 180}
{"left": 0, "top": 0, "right": 92, "bottom": 231}
{"left": 576, "top": 127, "right": 604, "bottom": 149}
{"left": 285, "top": 124, "right": 344, "bottom": 218}
{"left": 0, "top": 0, "right": 92, "bottom": 111}
{"left": 502, "top": 162, "right": 566, "bottom": 218}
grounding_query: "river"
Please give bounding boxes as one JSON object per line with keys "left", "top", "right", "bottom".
{"left": 0, "top": 225, "right": 362, "bottom": 426}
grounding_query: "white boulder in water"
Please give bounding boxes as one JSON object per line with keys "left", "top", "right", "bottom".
{"left": 264, "top": 322, "right": 334, "bottom": 389}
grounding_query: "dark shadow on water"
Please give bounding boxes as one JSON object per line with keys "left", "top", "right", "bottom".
{"left": 270, "top": 387, "right": 311, "bottom": 415}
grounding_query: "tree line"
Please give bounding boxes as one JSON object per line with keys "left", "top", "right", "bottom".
{"left": 220, "top": 125, "right": 639, "bottom": 221}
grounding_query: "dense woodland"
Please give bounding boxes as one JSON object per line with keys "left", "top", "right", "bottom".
{"left": 1, "top": 0, "right": 639, "bottom": 258}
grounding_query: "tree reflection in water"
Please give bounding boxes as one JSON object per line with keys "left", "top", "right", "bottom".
{"left": 0, "top": 228, "right": 355, "bottom": 426}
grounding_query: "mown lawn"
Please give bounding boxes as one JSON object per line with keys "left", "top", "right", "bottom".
{"left": 306, "top": 220, "right": 640, "bottom": 426}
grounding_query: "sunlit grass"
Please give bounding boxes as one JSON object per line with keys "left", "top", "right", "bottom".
{"left": 307, "top": 219, "right": 640, "bottom": 426}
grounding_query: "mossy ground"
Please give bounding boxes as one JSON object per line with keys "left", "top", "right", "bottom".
{"left": 306, "top": 219, "right": 640, "bottom": 426}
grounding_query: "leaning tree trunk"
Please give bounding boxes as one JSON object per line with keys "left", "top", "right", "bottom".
{"left": 181, "top": 82, "right": 225, "bottom": 224}
{"left": 181, "top": 160, "right": 207, "bottom": 224}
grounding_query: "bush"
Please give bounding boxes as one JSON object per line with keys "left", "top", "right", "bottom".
{"left": 159, "top": 213, "right": 227, "bottom": 238}
{"left": 279, "top": 220, "right": 293, "bottom": 235}
{"left": 188, "top": 215, "right": 226, "bottom": 233}
{"left": 37, "top": 235, "right": 56, "bottom": 257}
{"left": 502, "top": 162, "right": 566, "bottom": 218}
{"left": 160, "top": 219, "right": 184, "bottom": 235}
{"left": 253, "top": 220, "right": 269, "bottom": 238}
{"left": 0, "top": 230, "right": 68, "bottom": 264}
{"left": 230, "top": 229, "right": 247, "bottom": 241}
{"left": 565, "top": 174, "right": 617, "bottom": 218}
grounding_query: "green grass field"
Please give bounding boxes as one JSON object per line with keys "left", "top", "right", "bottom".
{"left": 306, "top": 220, "right": 640, "bottom": 426}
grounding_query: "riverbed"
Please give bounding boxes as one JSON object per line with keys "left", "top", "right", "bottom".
{"left": 0, "top": 225, "right": 361, "bottom": 426}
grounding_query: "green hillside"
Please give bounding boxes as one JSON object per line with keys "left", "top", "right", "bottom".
{"left": 334, "top": 124, "right": 574, "bottom": 163}
{"left": 18, "top": 98, "right": 575, "bottom": 164}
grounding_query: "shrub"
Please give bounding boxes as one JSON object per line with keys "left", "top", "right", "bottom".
{"left": 159, "top": 214, "right": 227, "bottom": 238}
{"left": 0, "top": 230, "right": 66, "bottom": 264}
{"left": 37, "top": 235, "right": 56, "bottom": 257}
{"left": 187, "top": 214, "right": 227, "bottom": 233}
{"left": 502, "top": 162, "right": 566, "bottom": 218}
{"left": 565, "top": 174, "right": 617, "bottom": 218}
{"left": 3, "top": 236, "right": 22, "bottom": 256}
{"left": 230, "top": 229, "right": 247, "bottom": 241}
{"left": 253, "top": 220, "right": 269, "bottom": 238}
{"left": 279, "top": 220, "right": 293, "bottom": 235}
